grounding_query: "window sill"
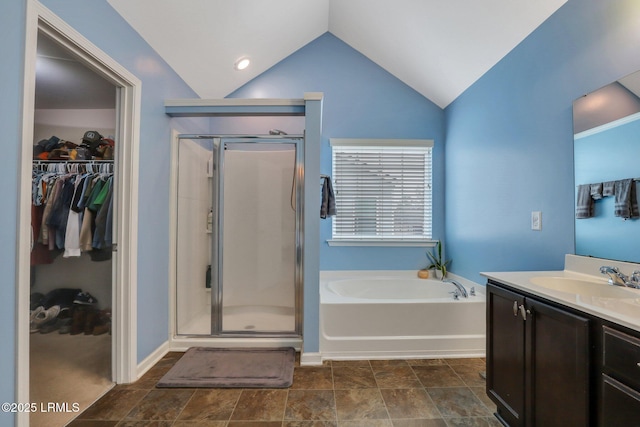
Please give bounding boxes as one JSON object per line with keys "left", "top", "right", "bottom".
{"left": 327, "top": 239, "right": 436, "bottom": 247}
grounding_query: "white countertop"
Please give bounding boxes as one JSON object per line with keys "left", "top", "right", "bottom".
{"left": 482, "top": 255, "right": 640, "bottom": 333}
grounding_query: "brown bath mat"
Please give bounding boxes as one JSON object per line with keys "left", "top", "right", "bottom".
{"left": 156, "top": 347, "right": 295, "bottom": 388}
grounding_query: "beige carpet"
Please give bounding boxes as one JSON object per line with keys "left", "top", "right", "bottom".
{"left": 30, "top": 332, "right": 113, "bottom": 427}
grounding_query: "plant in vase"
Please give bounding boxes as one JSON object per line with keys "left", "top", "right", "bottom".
{"left": 420, "top": 240, "right": 451, "bottom": 280}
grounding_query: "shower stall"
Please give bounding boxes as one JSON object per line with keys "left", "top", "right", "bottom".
{"left": 174, "top": 135, "right": 303, "bottom": 339}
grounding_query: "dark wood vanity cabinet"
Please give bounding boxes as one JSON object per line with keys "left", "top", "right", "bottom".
{"left": 486, "top": 284, "right": 526, "bottom": 426}
{"left": 487, "top": 282, "right": 590, "bottom": 427}
{"left": 601, "top": 326, "right": 640, "bottom": 426}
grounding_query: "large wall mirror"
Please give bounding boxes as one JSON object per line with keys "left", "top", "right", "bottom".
{"left": 573, "top": 70, "right": 640, "bottom": 263}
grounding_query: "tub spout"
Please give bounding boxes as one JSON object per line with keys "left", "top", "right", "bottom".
{"left": 443, "top": 279, "right": 468, "bottom": 298}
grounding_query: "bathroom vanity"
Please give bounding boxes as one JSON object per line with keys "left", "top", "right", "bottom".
{"left": 483, "top": 255, "right": 640, "bottom": 427}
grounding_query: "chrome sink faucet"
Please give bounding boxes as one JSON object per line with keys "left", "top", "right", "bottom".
{"left": 599, "top": 266, "right": 640, "bottom": 288}
{"left": 444, "top": 278, "right": 468, "bottom": 298}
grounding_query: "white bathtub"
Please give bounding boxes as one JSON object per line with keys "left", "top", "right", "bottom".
{"left": 320, "top": 271, "right": 486, "bottom": 360}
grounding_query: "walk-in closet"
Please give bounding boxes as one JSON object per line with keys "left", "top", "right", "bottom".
{"left": 29, "top": 31, "right": 117, "bottom": 427}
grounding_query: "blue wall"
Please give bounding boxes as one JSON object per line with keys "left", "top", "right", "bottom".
{"left": 445, "top": 0, "right": 640, "bottom": 283}
{"left": 3, "top": 0, "right": 640, "bottom": 417}
{"left": 36, "top": 0, "right": 201, "bottom": 364}
{"left": 0, "top": 0, "right": 27, "bottom": 423}
{"left": 575, "top": 117, "right": 640, "bottom": 262}
{"left": 230, "top": 33, "right": 446, "bottom": 272}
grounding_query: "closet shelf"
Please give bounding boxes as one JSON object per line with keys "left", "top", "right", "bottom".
{"left": 33, "top": 159, "right": 114, "bottom": 163}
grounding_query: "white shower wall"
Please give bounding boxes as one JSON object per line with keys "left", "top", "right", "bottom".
{"left": 175, "top": 139, "right": 211, "bottom": 334}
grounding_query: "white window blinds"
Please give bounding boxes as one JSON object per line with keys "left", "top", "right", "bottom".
{"left": 330, "top": 139, "right": 433, "bottom": 243}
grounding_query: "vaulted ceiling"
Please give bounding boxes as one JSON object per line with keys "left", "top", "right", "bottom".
{"left": 36, "top": 0, "right": 568, "bottom": 110}
{"left": 106, "top": 0, "right": 567, "bottom": 109}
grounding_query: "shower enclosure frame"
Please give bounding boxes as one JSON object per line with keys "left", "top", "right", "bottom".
{"left": 167, "top": 94, "right": 322, "bottom": 362}
{"left": 176, "top": 134, "right": 304, "bottom": 339}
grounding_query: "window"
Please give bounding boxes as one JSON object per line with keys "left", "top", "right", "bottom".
{"left": 329, "top": 139, "right": 433, "bottom": 246}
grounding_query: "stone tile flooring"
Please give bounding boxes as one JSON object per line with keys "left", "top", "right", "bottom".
{"left": 67, "top": 353, "right": 500, "bottom": 426}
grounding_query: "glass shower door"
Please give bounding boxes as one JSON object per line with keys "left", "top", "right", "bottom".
{"left": 215, "top": 139, "right": 300, "bottom": 334}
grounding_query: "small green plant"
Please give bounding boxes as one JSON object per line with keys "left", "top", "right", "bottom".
{"left": 426, "top": 240, "right": 451, "bottom": 279}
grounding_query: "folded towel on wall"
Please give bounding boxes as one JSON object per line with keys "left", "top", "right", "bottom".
{"left": 576, "top": 184, "right": 594, "bottom": 219}
{"left": 614, "top": 179, "right": 639, "bottom": 219}
{"left": 603, "top": 181, "right": 616, "bottom": 197}
{"left": 590, "top": 183, "right": 603, "bottom": 200}
{"left": 320, "top": 176, "right": 336, "bottom": 219}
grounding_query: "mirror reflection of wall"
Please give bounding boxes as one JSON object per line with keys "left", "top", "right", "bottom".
{"left": 573, "top": 70, "right": 640, "bottom": 263}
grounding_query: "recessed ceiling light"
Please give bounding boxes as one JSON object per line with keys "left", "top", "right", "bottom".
{"left": 234, "top": 57, "right": 250, "bottom": 71}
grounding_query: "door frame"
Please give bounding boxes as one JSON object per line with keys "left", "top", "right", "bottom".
{"left": 212, "top": 136, "right": 304, "bottom": 337}
{"left": 17, "top": 2, "right": 141, "bottom": 422}
{"left": 165, "top": 96, "right": 323, "bottom": 362}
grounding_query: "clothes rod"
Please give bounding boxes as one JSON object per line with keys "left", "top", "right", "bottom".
{"left": 33, "top": 159, "right": 114, "bottom": 163}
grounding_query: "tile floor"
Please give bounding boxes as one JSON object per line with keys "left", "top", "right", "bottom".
{"left": 68, "top": 353, "right": 500, "bottom": 427}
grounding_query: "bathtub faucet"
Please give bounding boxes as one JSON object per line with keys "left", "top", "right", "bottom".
{"left": 443, "top": 279, "right": 468, "bottom": 298}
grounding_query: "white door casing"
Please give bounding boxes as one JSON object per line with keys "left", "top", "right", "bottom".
{"left": 17, "top": 2, "right": 140, "bottom": 424}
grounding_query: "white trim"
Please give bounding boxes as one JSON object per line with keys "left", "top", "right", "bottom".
{"left": 303, "top": 92, "right": 324, "bottom": 101}
{"left": 319, "top": 350, "right": 486, "bottom": 361}
{"left": 165, "top": 98, "right": 305, "bottom": 107}
{"left": 574, "top": 111, "right": 640, "bottom": 139}
{"left": 16, "top": 3, "right": 40, "bottom": 425}
{"left": 18, "top": 7, "right": 142, "bottom": 422}
{"left": 330, "top": 138, "right": 434, "bottom": 147}
{"left": 300, "top": 352, "right": 323, "bottom": 366}
{"left": 168, "top": 129, "right": 180, "bottom": 341}
{"left": 169, "top": 337, "right": 303, "bottom": 352}
{"left": 327, "top": 239, "right": 436, "bottom": 247}
{"left": 136, "top": 340, "right": 170, "bottom": 381}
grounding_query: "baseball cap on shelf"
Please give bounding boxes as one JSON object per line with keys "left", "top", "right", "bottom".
{"left": 81, "top": 131, "right": 104, "bottom": 156}
{"left": 37, "top": 136, "right": 61, "bottom": 152}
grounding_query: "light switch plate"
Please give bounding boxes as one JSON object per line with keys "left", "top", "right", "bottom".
{"left": 531, "top": 211, "right": 542, "bottom": 231}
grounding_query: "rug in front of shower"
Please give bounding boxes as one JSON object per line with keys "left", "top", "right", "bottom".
{"left": 156, "top": 347, "right": 295, "bottom": 388}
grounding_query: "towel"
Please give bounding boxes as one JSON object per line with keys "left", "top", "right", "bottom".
{"left": 614, "top": 179, "right": 639, "bottom": 219}
{"left": 320, "top": 176, "right": 336, "bottom": 219}
{"left": 576, "top": 184, "right": 594, "bottom": 219}
{"left": 603, "top": 181, "right": 616, "bottom": 197}
{"left": 590, "top": 183, "right": 603, "bottom": 200}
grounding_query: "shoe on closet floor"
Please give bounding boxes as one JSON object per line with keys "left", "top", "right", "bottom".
{"left": 30, "top": 305, "right": 60, "bottom": 333}
{"left": 30, "top": 306, "right": 44, "bottom": 333}
{"left": 30, "top": 292, "right": 44, "bottom": 311}
{"left": 73, "top": 292, "right": 98, "bottom": 305}
{"left": 58, "top": 322, "right": 71, "bottom": 334}
{"left": 84, "top": 310, "right": 98, "bottom": 335}
{"left": 70, "top": 308, "right": 87, "bottom": 335}
{"left": 35, "top": 305, "right": 60, "bottom": 324}
{"left": 92, "top": 309, "right": 112, "bottom": 335}
{"left": 92, "top": 322, "right": 111, "bottom": 335}
{"left": 40, "top": 317, "right": 71, "bottom": 334}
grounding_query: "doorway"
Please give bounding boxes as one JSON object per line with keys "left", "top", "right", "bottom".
{"left": 174, "top": 136, "right": 303, "bottom": 338}
{"left": 18, "top": 4, "right": 141, "bottom": 426}
{"left": 28, "top": 29, "right": 116, "bottom": 427}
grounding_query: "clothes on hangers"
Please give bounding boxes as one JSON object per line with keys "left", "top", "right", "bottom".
{"left": 31, "top": 161, "right": 114, "bottom": 264}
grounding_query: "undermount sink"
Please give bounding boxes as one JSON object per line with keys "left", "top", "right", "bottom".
{"left": 529, "top": 276, "right": 640, "bottom": 299}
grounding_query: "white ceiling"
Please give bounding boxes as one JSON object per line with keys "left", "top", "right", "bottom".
{"left": 107, "top": 0, "right": 568, "bottom": 108}
{"left": 34, "top": 0, "right": 568, "bottom": 110}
